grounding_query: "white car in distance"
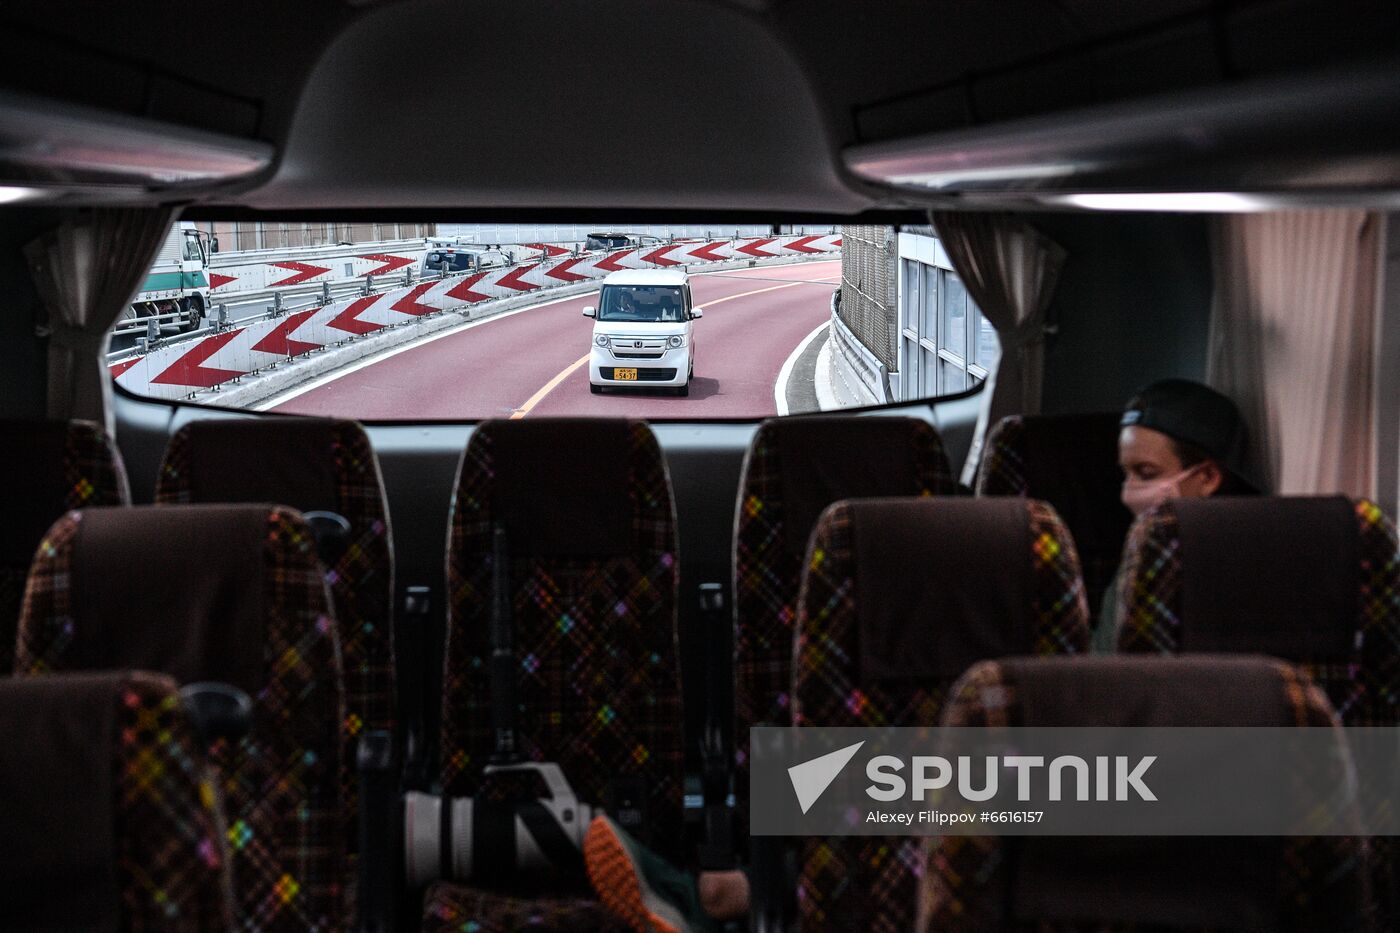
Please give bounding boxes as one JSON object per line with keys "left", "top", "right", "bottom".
{"left": 584, "top": 269, "right": 700, "bottom": 396}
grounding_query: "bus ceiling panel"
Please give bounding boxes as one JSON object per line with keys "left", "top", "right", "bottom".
{"left": 843, "top": 61, "right": 1400, "bottom": 208}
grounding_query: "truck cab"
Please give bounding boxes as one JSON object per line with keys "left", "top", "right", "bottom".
{"left": 584, "top": 269, "right": 700, "bottom": 396}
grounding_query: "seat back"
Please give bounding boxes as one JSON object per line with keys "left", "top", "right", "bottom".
{"left": 16, "top": 504, "right": 346, "bottom": 931}
{"left": 156, "top": 417, "right": 395, "bottom": 740}
{"left": 919, "top": 655, "right": 1369, "bottom": 932}
{"left": 734, "top": 416, "right": 955, "bottom": 816}
{"left": 440, "top": 418, "right": 684, "bottom": 867}
{"left": 974, "top": 413, "right": 1131, "bottom": 624}
{"left": 1115, "top": 496, "right": 1400, "bottom": 725}
{"left": 0, "top": 419, "right": 128, "bottom": 671}
{"left": 793, "top": 497, "right": 1090, "bottom": 932}
{"left": 0, "top": 670, "right": 233, "bottom": 932}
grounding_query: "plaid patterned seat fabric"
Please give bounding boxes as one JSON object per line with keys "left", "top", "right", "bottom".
{"left": 974, "top": 413, "right": 1132, "bottom": 628}
{"left": 1115, "top": 495, "right": 1400, "bottom": 923}
{"left": 734, "top": 416, "right": 956, "bottom": 826}
{"left": 792, "top": 497, "right": 1090, "bottom": 933}
{"left": 426, "top": 418, "right": 682, "bottom": 929}
{"left": 0, "top": 670, "right": 234, "bottom": 932}
{"left": 15, "top": 505, "right": 347, "bottom": 932}
{"left": 156, "top": 417, "right": 396, "bottom": 764}
{"left": 1116, "top": 497, "right": 1400, "bottom": 724}
{"left": 919, "top": 656, "right": 1371, "bottom": 932}
{"left": 0, "top": 419, "right": 129, "bottom": 672}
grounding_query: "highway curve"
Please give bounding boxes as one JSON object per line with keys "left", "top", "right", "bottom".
{"left": 270, "top": 259, "right": 839, "bottom": 420}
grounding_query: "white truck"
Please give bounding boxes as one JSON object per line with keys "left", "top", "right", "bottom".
{"left": 119, "top": 221, "right": 215, "bottom": 336}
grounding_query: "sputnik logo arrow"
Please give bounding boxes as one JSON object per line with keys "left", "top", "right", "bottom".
{"left": 252, "top": 309, "right": 319, "bottom": 356}
{"left": 593, "top": 250, "right": 635, "bottom": 272}
{"left": 446, "top": 273, "right": 493, "bottom": 303}
{"left": 545, "top": 258, "right": 590, "bottom": 283}
{"left": 785, "top": 236, "right": 824, "bottom": 254}
{"left": 268, "top": 261, "right": 331, "bottom": 287}
{"left": 689, "top": 241, "right": 728, "bottom": 262}
{"left": 329, "top": 295, "right": 384, "bottom": 335}
{"left": 737, "top": 238, "right": 777, "bottom": 258}
{"left": 151, "top": 330, "right": 245, "bottom": 388}
{"left": 209, "top": 272, "right": 238, "bottom": 289}
{"left": 641, "top": 245, "right": 682, "bottom": 266}
{"left": 789, "top": 741, "right": 864, "bottom": 814}
{"left": 497, "top": 264, "right": 540, "bottom": 292}
{"left": 391, "top": 282, "right": 440, "bottom": 316}
{"left": 360, "top": 254, "right": 414, "bottom": 277}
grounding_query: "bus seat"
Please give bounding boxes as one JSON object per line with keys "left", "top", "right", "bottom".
{"left": 919, "top": 656, "right": 1370, "bottom": 932}
{"left": 15, "top": 504, "right": 347, "bottom": 932}
{"left": 1115, "top": 496, "right": 1400, "bottom": 724}
{"left": 975, "top": 412, "right": 1132, "bottom": 630}
{"left": 426, "top": 418, "right": 682, "bottom": 928}
{"left": 0, "top": 670, "right": 233, "bottom": 931}
{"left": 792, "top": 497, "right": 1090, "bottom": 932}
{"left": 1116, "top": 495, "right": 1400, "bottom": 925}
{"left": 733, "top": 416, "right": 956, "bottom": 827}
{"left": 156, "top": 416, "right": 395, "bottom": 832}
{"left": 0, "top": 419, "right": 129, "bottom": 672}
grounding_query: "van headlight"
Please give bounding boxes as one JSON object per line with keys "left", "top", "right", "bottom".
{"left": 595, "top": 334, "right": 610, "bottom": 347}
{"left": 668, "top": 335, "right": 684, "bottom": 349}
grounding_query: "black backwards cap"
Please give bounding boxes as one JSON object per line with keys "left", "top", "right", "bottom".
{"left": 1121, "top": 379, "right": 1258, "bottom": 493}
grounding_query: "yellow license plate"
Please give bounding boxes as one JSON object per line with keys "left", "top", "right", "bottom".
{"left": 614, "top": 368, "right": 638, "bottom": 381}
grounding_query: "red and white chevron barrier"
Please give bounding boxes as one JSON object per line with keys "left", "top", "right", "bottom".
{"left": 113, "top": 234, "right": 841, "bottom": 400}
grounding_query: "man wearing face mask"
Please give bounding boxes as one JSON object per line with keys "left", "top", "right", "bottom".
{"left": 1092, "top": 378, "right": 1259, "bottom": 652}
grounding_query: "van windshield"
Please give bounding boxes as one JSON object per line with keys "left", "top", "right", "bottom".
{"left": 597, "top": 285, "right": 686, "bottom": 323}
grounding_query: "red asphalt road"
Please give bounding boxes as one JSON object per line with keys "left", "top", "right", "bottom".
{"left": 272, "top": 260, "right": 839, "bottom": 420}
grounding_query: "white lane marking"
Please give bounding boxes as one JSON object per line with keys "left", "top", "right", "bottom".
{"left": 253, "top": 289, "right": 600, "bottom": 410}
{"left": 774, "top": 321, "right": 831, "bottom": 416}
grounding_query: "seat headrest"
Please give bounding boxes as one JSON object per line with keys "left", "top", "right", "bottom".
{"left": 839, "top": 498, "right": 1044, "bottom": 682}
{"left": 985, "top": 412, "right": 1131, "bottom": 550}
{"left": 1154, "top": 496, "right": 1361, "bottom": 661}
{"left": 0, "top": 672, "right": 148, "bottom": 928}
{"left": 0, "top": 420, "right": 78, "bottom": 566}
{"left": 62, "top": 505, "right": 289, "bottom": 694}
{"left": 955, "top": 656, "right": 1324, "bottom": 930}
{"left": 991, "top": 654, "right": 1303, "bottom": 727}
{"left": 181, "top": 417, "right": 342, "bottom": 514}
{"left": 760, "top": 416, "right": 939, "bottom": 556}
{"left": 474, "top": 418, "right": 641, "bottom": 558}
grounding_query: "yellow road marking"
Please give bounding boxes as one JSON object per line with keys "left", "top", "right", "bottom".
{"left": 510, "top": 353, "right": 590, "bottom": 420}
{"left": 512, "top": 278, "right": 834, "bottom": 418}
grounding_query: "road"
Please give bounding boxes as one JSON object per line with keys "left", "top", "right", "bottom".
{"left": 269, "top": 260, "right": 839, "bottom": 420}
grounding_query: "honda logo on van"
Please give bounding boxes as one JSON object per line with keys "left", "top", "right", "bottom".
{"left": 634, "top": 341, "right": 642, "bottom": 348}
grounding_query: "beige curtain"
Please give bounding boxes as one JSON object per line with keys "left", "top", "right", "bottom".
{"left": 24, "top": 207, "right": 177, "bottom": 428}
{"left": 1208, "top": 210, "right": 1383, "bottom": 497}
{"left": 932, "top": 211, "right": 1068, "bottom": 484}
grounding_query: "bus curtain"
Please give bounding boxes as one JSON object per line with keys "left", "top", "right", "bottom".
{"left": 24, "top": 207, "right": 176, "bottom": 430}
{"left": 930, "top": 210, "right": 1068, "bottom": 486}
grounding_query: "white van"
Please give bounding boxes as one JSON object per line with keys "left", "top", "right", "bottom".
{"left": 584, "top": 269, "right": 701, "bottom": 396}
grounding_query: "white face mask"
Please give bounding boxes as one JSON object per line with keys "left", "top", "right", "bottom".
{"left": 1120, "top": 464, "right": 1202, "bottom": 516}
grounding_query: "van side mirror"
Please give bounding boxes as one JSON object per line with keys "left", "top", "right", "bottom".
{"left": 690, "top": 308, "right": 703, "bottom": 320}
{"left": 582, "top": 306, "right": 596, "bottom": 318}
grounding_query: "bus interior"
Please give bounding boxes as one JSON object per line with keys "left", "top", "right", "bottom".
{"left": 0, "top": 1, "right": 1397, "bottom": 931}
